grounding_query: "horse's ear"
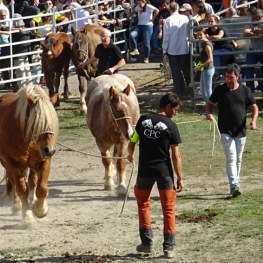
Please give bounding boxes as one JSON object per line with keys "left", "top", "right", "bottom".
{"left": 71, "top": 27, "right": 76, "bottom": 36}
{"left": 123, "top": 84, "right": 131, "bottom": 96}
{"left": 40, "top": 41, "right": 45, "bottom": 49}
{"left": 50, "top": 93, "right": 58, "bottom": 106}
{"left": 109, "top": 86, "right": 117, "bottom": 100}
{"left": 26, "top": 91, "right": 34, "bottom": 107}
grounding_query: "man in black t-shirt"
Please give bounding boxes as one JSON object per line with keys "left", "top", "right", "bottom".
{"left": 206, "top": 63, "right": 258, "bottom": 198}
{"left": 127, "top": 93, "right": 184, "bottom": 259}
{"left": 78, "top": 28, "right": 125, "bottom": 75}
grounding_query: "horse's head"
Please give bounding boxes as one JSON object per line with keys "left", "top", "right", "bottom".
{"left": 108, "top": 85, "right": 135, "bottom": 140}
{"left": 71, "top": 27, "right": 89, "bottom": 63}
{"left": 15, "top": 86, "right": 59, "bottom": 159}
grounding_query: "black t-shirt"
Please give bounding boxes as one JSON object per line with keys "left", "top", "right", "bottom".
{"left": 94, "top": 42, "right": 123, "bottom": 75}
{"left": 209, "top": 84, "right": 256, "bottom": 137}
{"left": 135, "top": 113, "right": 182, "bottom": 178}
{"left": 22, "top": 6, "right": 40, "bottom": 28}
{"left": 12, "top": 30, "right": 31, "bottom": 58}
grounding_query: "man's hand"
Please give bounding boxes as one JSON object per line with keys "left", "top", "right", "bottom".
{"left": 127, "top": 154, "right": 134, "bottom": 162}
{"left": 105, "top": 68, "right": 114, "bottom": 75}
{"left": 206, "top": 113, "right": 213, "bottom": 121}
{"left": 250, "top": 120, "right": 257, "bottom": 130}
{"left": 78, "top": 62, "right": 86, "bottom": 68}
{"left": 176, "top": 178, "right": 184, "bottom": 192}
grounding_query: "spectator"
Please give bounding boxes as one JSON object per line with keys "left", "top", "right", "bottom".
{"left": 162, "top": 1, "right": 190, "bottom": 95}
{"left": 238, "top": 0, "right": 249, "bottom": 16}
{"left": 243, "top": 8, "right": 263, "bottom": 93}
{"left": 57, "top": 4, "right": 74, "bottom": 33}
{"left": 56, "top": 0, "right": 67, "bottom": 11}
{"left": 0, "top": 0, "right": 10, "bottom": 19}
{"left": 206, "top": 63, "right": 258, "bottom": 198}
{"left": 156, "top": 0, "right": 170, "bottom": 46}
{"left": 0, "top": 9, "right": 10, "bottom": 89}
{"left": 38, "top": 9, "right": 52, "bottom": 37}
{"left": 218, "top": 0, "right": 239, "bottom": 16}
{"left": 179, "top": 3, "right": 193, "bottom": 19}
{"left": 127, "top": 93, "right": 184, "bottom": 259}
{"left": 206, "top": 14, "right": 234, "bottom": 80}
{"left": 32, "top": 44, "right": 42, "bottom": 84}
{"left": 198, "top": 0, "right": 214, "bottom": 14}
{"left": 227, "top": 7, "right": 240, "bottom": 17}
{"left": 11, "top": 13, "right": 33, "bottom": 91}
{"left": 78, "top": 28, "right": 125, "bottom": 75}
{"left": 192, "top": 1, "right": 209, "bottom": 25}
{"left": 129, "top": 0, "right": 159, "bottom": 63}
{"left": 196, "top": 27, "right": 214, "bottom": 103}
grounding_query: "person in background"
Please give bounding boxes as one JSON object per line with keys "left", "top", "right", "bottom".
{"left": 129, "top": 0, "right": 159, "bottom": 63}
{"left": 243, "top": 8, "right": 263, "bottom": 93}
{"left": 11, "top": 13, "right": 33, "bottom": 91}
{"left": 227, "top": 7, "right": 240, "bottom": 17}
{"left": 192, "top": 1, "right": 209, "bottom": 25}
{"left": 179, "top": 3, "right": 193, "bottom": 19}
{"left": 162, "top": 1, "right": 190, "bottom": 95}
{"left": 198, "top": 0, "right": 214, "bottom": 14}
{"left": 238, "top": 0, "right": 249, "bottom": 16}
{"left": 206, "top": 63, "right": 258, "bottom": 198}
{"left": 127, "top": 92, "right": 184, "bottom": 259}
{"left": 78, "top": 28, "right": 125, "bottom": 75}
{"left": 32, "top": 44, "right": 42, "bottom": 85}
{"left": 196, "top": 27, "right": 214, "bottom": 103}
{"left": 206, "top": 14, "right": 234, "bottom": 80}
{"left": 156, "top": 0, "right": 170, "bottom": 45}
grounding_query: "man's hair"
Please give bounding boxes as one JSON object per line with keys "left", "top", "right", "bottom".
{"left": 159, "top": 93, "right": 182, "bottom": 109}
{"left": 225, "top": 63, "right": 241, "bottom": 76}
{"left": 101, "top": 28, "right": 111, "bottom": 37}
{"left": 170, "top": 1, "right": 179, "bottom": 12}
{"left": 228, "top": 7, "right": 237, "bottom": 16}
{"left": 253, "top": 8, "right": 263, "bottom": 18}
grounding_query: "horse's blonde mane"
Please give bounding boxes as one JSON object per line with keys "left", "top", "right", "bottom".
{"left": 15, "top": 85, "right": 59, "bottom": 141}
{"left": 102, "top": 85, "right": 124, "bottom": 100}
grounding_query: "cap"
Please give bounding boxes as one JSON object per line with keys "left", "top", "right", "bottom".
{"left": 180, "top": 3, "right": 192, "bottom": 11}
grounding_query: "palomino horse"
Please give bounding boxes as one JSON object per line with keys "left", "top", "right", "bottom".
{"left": 40, "top": 32, "right": 71, "bottom": 106}
{"left": 86, "top": 74, "right": 140, "bottom": 197}
{"left": 0, "top": 85, "right": 59, "bottom": 228}
{"left": 71, "top": 24, "right": 103, "bottom": 115}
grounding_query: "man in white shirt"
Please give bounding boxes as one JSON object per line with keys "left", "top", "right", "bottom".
{"left": 162, "top": 1, "right": 189, "bottom": 95}
{"left": 0, "top": 0, "right": 10, "bottom": 19}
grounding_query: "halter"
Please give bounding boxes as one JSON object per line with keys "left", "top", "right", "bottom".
{"left": 108, "top": 102, "right": 132, "bottom": 129}
{"left": 32, "top": 131, "right": 55, "bottom": 144}
{"left": 75, "top": 49, "right": 91, "bottom": 80}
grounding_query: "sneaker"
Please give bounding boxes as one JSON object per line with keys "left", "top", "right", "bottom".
{"left": 163, "top": 250, "right": 174, "bottom": 259}
{"left": 129, "top": 50, "right": 140, "bottom": 56}
{"left": 230, "top": 186, "right": 241, "bottom": 198}
{"left": 130, "top": 57, "right": 137, "bottom": 62}
{"left": 136, "top": 244, "right": 154, "bottom": 253}
{"left": 144, "top": 58, "right": 149, "bottom": 64}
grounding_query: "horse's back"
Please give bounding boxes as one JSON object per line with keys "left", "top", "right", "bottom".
{"left": 46, "top": 32, "right": 71, "bottom": 45}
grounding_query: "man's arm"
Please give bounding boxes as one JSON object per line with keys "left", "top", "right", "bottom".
{"left": 78, "top": 56, "right": 97, "bottom": 68}
{"left": 171, "top": 144, "right": 184, "bottom": 192}
{"left": 107, "top": 58, "right": 125, "bottom": 74}
{"left": 206, "top": 100, "right": 215, "bottom": 120}
{"left": 249, "top": 103, "right": 259, "bottom": 130}
{"left": 127, "top": 141, "right": 136, "bottom": 162}
{"left": 243, "top": 27, "right": 256, "bottom": 37}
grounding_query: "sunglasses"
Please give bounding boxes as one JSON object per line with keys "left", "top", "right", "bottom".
{"left": 45, "top": 2, "right": 53, "bottom": 5}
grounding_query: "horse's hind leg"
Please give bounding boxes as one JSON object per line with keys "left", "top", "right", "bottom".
{"left": 62, "top": 64, "right": 71, "bottom": 99}
{"left": 97, "top": 140, "right": 116, "bottom": 191}
{"left": 78, "top": 74, "right": 88, "bottom": 115}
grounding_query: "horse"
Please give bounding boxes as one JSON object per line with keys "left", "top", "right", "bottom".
{"left": 71, "top": 24, "right": 103, "bottom": 115}
{"left": 40, "top": 32, "right": 71, "bottom": 106}
{"left": 86, "top": 74, "right": 140, "bottom": 197}
{"left": 0, "top": 85, "right": 59, "bottom": 228}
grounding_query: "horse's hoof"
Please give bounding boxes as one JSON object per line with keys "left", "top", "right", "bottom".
{"left": 117, "top": 192, "right": 128, "bottom": 200}
{"left": 32, "top": 202, "right": 49, "bottom": 218}
{"left": 104, "top": 185, "right": 116, "bottom": 191}
{"left": 79, "top": 109, "right": 87, "bottom": 116}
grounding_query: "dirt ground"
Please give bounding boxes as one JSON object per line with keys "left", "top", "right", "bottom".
{"left": 0, "top": 56, "right": 261, "bottom": 263}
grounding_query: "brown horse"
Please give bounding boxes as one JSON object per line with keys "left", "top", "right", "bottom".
{"left": 40, "top": 32, "right": 71, "bottom": 106}
{"left": 86, "top": 74, "right": 140, "bottom": 197}
{"left": 0, "top": 85, "right": 59, "bottom": 228}
{"left": 71, "top": 24, "right": 103, "bottom": 115}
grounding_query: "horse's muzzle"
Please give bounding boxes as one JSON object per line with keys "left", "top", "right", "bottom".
{"left": 41, "top": 146, "right": 56, "bottom": 159}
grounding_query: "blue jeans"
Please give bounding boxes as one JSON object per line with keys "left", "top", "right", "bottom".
{"left": 221, "top": 134, "right": 246, "bottom": 189}
{"left": 245, "top": 50, "right": 263, "bottom": 92}
{"left": 200, "top": 67, "right": 215, "bottom": 103}
{"left": 213, "top": 49, "right": 232, "bottom": 75}
{"left": 167, "top": 54, "right": 188, "bottom": 94}
{"left": 150, "top": 19, "right": 159, "bottom": 50}
{"left": 130, "top": 25, "right": 153, "bottom": 59}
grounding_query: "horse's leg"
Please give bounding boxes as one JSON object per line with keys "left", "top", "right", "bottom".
{"left": 6, "top": 166, "right": 36, "bottom": 228}
{"left": 115, "top": 142, "right": 128, "bottom": 198}
{"left": 62, "top": 64, "right": 71, "bottom": 99}
{"left": 32, "top": 160, "right": 51, "bottom": 218}
{"left": 78, "top": 74, "right": 88, "bottom": 115}
{"left": 5, "top": 171, "right": 22, "bottom": 215}
{"left": 54, "top": 69, "right": 62, "bottom": 106}
{"left": 96, "top": 139, "right": 116, "bottom": 191}
{"left": 43, "top": 69, "right": 55, "bottom": 97}
{"left": 27, "top": 169, "right": 37, "bottom": 207}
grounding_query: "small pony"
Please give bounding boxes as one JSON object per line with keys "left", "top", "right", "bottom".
{"left": 86, "top": 74, "right": 140, "bottom": 197}
{"left": 0, "top": 85, "right": 59, "bottom": 228}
